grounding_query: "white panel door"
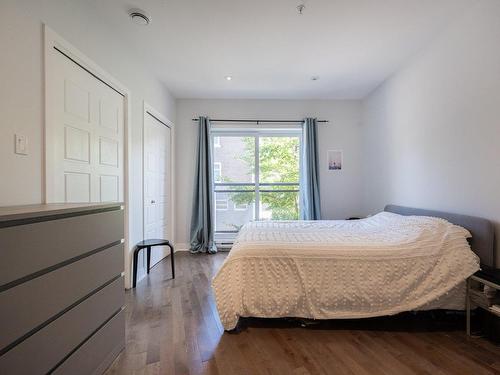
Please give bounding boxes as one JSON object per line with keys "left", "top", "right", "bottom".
{"left": 144, "top": 112, "right": 171, "bottom": 267}
{"left": 45, "top": 48, "right": 124, "bottom": 203}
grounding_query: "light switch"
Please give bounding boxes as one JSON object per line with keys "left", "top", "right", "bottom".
{"left": 15, "top": 134, "right": 28, "bottom": 155}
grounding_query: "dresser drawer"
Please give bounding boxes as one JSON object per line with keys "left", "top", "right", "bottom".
{"left": 0, "top": 276, "right": 124, "bottom": 375}
{"left": 0, "top": 243, "right": 124, "bottom": 351}
{"left": 52, "top": 309, "right": 125, "bottom": 375}
{"left": 0, "top": 208, "right": 123, "bottom": 288}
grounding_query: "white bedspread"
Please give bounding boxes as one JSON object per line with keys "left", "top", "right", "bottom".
{"left": 212, "top": 212, "right": 480, "bottom": 330}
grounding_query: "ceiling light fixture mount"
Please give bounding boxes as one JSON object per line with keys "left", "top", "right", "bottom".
{"left": 297, "top": 4, "right": 306, "bottom": 15}
{"left": 129, "top": 9, "right": 151, "bottom": 26}
{"left": 311, "top": 76, "right": 320, "bottom": 81}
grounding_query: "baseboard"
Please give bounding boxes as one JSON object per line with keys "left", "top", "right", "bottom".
{"left": 173, "top": 243, "right": 231, "bottom": 251}
{"left": 174, "top": 243, "right": 190, "bottom": 252}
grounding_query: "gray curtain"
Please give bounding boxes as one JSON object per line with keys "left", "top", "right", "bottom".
{"left": 300, "top": 118, "right": 321, "bottom": 220}
{"left": 189, "top": 117, "right": 217, "bottom": 254}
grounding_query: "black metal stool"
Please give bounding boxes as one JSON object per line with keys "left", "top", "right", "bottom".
{"left": 132, "top": 239, "right": 175, "bottom": 288}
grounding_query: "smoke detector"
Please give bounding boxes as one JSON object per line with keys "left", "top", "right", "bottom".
{"left": 129, "top": 9, "right": 151, "bottom": 26}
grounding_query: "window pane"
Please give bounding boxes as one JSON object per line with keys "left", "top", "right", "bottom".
{"left": 234, "top": 202, "right": 248, "bottom": 211}
{"left": 215, "top": 184, "right": 254, "bottom": 192}
{"left": 213, "top": 136, "right": 255, "bottom": 183}
{"left": 213, "top": 162, "right": 222, "bottom": 183}
{"left": 215, "top": 191, "right": 255, "bottom": 232}
{"left": 213, "top": 133, "right": 302, "bottom": 235}
{"left": 259, "top": 137, "right": 300, "bottom": 183}
{"left": 259, "top": 184, "right": 299, "bottom": 191}
{"left": 260, "top": 191, "right": 299, "bottom": 220}
{"left": 215, "top": 193, "right": 228, "bottom": 210}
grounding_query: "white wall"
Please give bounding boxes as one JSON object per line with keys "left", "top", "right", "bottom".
{"left": 0, "top": 0, "right": 176, "bottom": 286}
{"left": 361, "top": 0, "right": 500, "bottom": 264}
{"left": 175, "top": 99, "right": 363, "bottom": 249}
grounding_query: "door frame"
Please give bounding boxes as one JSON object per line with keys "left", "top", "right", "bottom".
{"left": 141, "top": 102, "right": 175, "bottom": 275}
{"left": 44, "top": 25, "right": 133, "bottom": 287}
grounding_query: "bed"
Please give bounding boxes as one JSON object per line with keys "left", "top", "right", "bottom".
{"left": 212, "top": 205, "right": 495, "bottom": 331}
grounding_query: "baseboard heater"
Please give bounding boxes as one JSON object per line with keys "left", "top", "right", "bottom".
{"left": 216, "top": 242, "right": 233, "bottom": 251}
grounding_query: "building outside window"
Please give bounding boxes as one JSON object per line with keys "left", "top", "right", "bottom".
{"left": 215, "top": 193, "right": 228, "bottom": 211}
{"left": 213, "top": 162, "right": 222, "bottom": 183}
{"left": 234, "top": 202, "right": 248, "bottom": 211}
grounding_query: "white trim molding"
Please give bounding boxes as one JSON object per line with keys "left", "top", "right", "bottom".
{"left": 174, "top": 243, "right": 190, "bottom": 252}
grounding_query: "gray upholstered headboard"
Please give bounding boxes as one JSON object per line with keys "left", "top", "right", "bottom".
{"left": 385, "top": 205, "right": 495, "bottom": 267}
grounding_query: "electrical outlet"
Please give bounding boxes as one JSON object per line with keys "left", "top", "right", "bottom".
{"left": 15, "top": 134, "right": 28, "bottom": 155}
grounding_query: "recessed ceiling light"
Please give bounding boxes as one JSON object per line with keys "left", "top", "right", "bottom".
{"left": 129, "top": 9, "right": 151, "bottom": 26}
{"left": 311, "top": 76, "right": 320, "bottom": 81}
{"left": 225, "top": 76, "right": 233, "bottom": 81}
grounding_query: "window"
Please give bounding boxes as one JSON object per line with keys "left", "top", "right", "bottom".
{"left": 213, "top": 162, "right": 222, "bottom": 182}
{"left": 212, "top": 131, "right": 301, "bottom": 236}
{"left": 213, "top": 136, "right": 221, "bottom": 148}
{"left": 234, "top": 202, "right": 248, "bottom": 211}
{"left": 216, "top": 195, "right": 228, "bottom": 210}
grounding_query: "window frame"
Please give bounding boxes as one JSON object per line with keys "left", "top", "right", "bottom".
{"left": 211, "top": 128, "right": 302, "bottom": 238}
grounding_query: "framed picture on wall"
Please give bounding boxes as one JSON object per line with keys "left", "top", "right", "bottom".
{"left": 327, "top": 150, "right": 343, "bottom": 171}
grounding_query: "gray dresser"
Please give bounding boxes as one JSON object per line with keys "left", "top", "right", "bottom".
{"left": 0, "top": 203, "right": 125, "bottom": 375}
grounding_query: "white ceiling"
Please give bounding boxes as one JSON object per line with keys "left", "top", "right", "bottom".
{"left": 92, "top": 0, "right": 472, "bottom": 99}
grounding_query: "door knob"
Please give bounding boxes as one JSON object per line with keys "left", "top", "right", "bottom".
{"left": 151, "top": 200, "right": 156, "bottom": 204}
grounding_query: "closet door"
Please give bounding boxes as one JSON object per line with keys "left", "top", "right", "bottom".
{"left": 45, "top": 45, "right": 124, "bottom": 203}
{"left": 143, "top": 110, "right": 172, "bottom": 267}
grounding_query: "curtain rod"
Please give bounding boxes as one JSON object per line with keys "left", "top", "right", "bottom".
{"left": 191, "top": 118, "right": 329, "bottom": 124}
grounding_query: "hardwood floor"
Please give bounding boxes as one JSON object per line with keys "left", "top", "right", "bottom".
{"left": 106, "top": 252, "right": 500, "bottom": 375}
